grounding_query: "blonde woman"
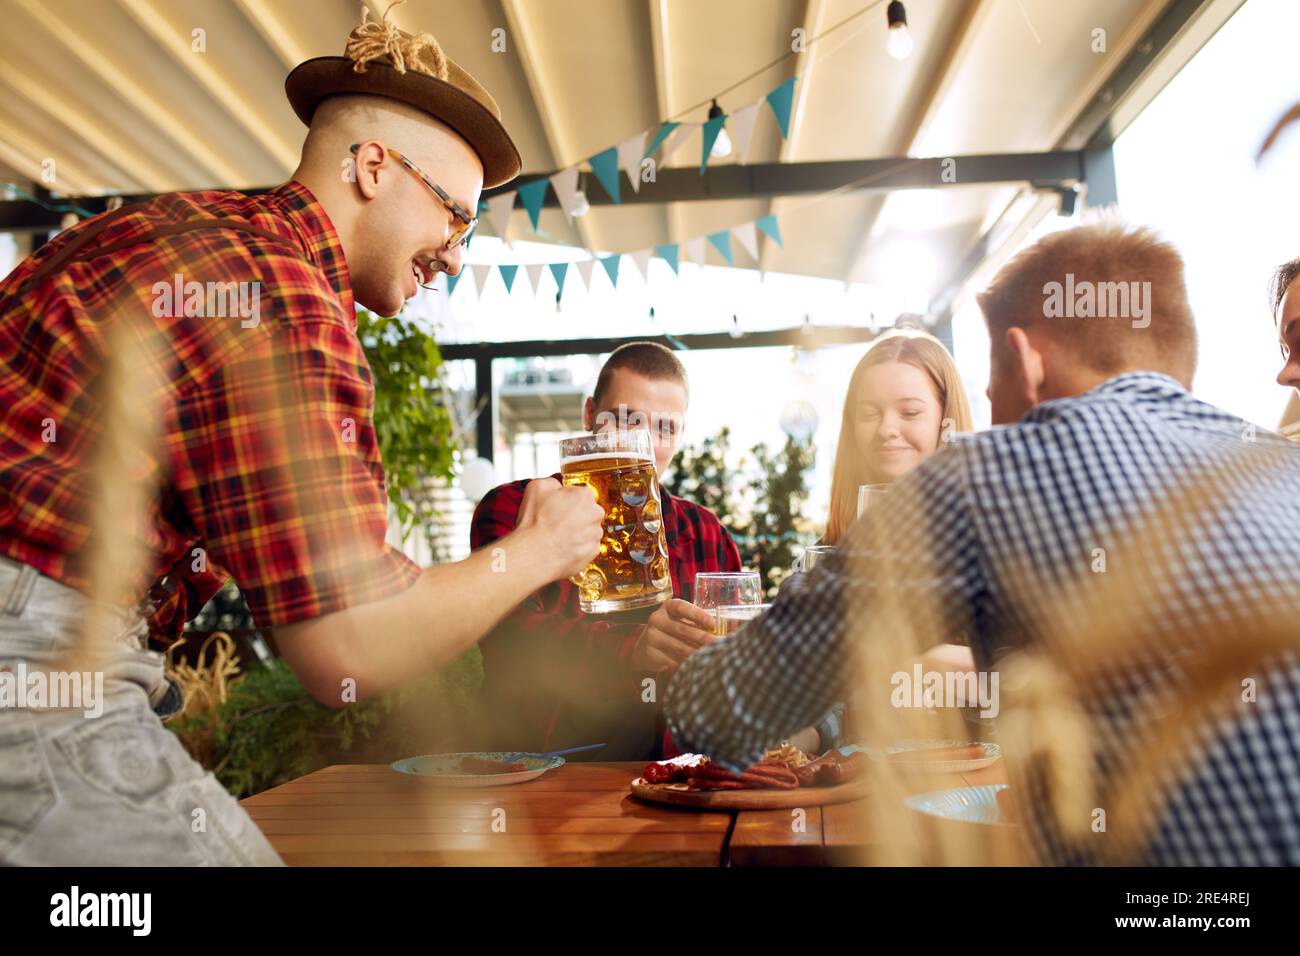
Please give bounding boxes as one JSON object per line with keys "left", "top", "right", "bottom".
{"left": 824, "top": 329, "right": 973, "bottom": 544}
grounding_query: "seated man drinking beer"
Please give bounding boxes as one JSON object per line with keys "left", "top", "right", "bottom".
{"left": 470, "top": 342, "right": 739, "bottom": 760}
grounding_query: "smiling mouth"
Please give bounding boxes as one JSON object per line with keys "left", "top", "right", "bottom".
{"left": 411, "top": 256, "right": 438, "bottom": 289}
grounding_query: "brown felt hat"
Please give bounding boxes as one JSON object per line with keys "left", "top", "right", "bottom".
{"left": 285, "top": 3, "right": 522, "bottom": 188}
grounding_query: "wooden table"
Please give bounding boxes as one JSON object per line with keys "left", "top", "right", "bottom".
{"left": 241, "top": 760, "right": 1010, "bottom": 866}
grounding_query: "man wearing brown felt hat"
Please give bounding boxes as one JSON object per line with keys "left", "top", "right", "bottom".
{"left": 0, "top": 1, "right": 601, "bottom": 865}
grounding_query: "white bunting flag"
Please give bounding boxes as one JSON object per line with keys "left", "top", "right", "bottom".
{"left": 629, "top": 248, "right": 652, "bottom": 281}
{"left": 486, "top": 193, "right": 515, "bottom": 244}
{"left": 681, "top": 236, "right": 706, "bottom": 266}
{"left": 574, "top": 257, "right": 596, "bottom": 291}
{"left": 525, "top": 263, "right": 547, "bottom": 295}
{"left": 732, "top": 221, "right": 760, "bottom": 262}
{"left": 617, "top": 131, "right": 649, "bottom": 194}
{"left": 727, "top": 102, "right": 761, "bottom": 163}
{"left": 459, "top": 265, "right": 478, "bottom": 300}
{"left": 663, "top": 122, "right": 697, "bottom": 162}
{"left": 549, "top": 166, "right": 581, "bottom": 220}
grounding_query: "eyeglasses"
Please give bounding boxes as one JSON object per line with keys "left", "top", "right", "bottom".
{"left": 349, "top": 143, "right": 478, "bottom": 250}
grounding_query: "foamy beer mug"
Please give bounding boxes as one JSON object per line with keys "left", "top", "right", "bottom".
{"left": 560, "top": 427, "right": 672, "bottom": 613}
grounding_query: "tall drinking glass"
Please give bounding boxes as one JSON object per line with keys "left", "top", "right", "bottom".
{"left": 857, "top": 483, "right": 889, "bottom": 519}
{"left": 793, "top": 545, "right": 836, "bottom": 573}
{"left": 561, "top": 428, "right": 672, "bottom": 613}
{"left": 693, "top": 571, "right": 762, "bottom": 611}
{"left": 714, "top": 603, "right": 772, "bottom": 638}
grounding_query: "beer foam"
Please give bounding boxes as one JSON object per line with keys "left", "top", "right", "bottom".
{"left": 560, "top": 451, "right": 653, "bottom": 466}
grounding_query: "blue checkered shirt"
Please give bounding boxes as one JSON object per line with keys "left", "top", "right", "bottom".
{"left": 666, "top": 372, "right": 1300, "bottom": 865}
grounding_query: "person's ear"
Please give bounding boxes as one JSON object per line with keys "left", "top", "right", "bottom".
{"left": 352, "top": 141, "right": 386, "bottom": 200}
{"left": 1005, "top": 327, "right": 1046, "bottom": 408}
{"left": 582, "top": 396, "right": 594, "bottom": 432}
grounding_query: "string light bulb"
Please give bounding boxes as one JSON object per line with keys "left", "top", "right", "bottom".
{"left": 886, "top": 1, "right": 914, "bottom": 60}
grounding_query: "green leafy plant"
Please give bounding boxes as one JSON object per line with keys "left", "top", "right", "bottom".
{"left": 663, "top": 427, "right": 818, "bottom": 597}
{"left": 170, "top": 650, "right": 483, "bottom": 799}
{"left": 354, "top": 307, "right": 457, "bottom": 544}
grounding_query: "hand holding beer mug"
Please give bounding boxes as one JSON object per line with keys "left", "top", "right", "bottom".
{"left": 514, "top": 476, "right": 605, "bottom": 581}
{"left": 561, "top": 428, "right": 673, "bottom": 613}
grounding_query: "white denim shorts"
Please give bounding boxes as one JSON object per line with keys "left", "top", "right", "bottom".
{"left": 0, "top": 554, "right": 283, "bottom": 865}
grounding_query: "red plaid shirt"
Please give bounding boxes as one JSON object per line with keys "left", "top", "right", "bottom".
{"left": 470, "top": 474, "right": 741, "bottom": 760}
{"left": 0, "top": 181, "right": 420, "bottom": 647}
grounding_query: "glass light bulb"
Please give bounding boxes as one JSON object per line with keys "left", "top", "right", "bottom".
{"left": 887, "top": 23, "right": 913, "bottom": 60}
{"left": 711, "top": 128, "right": 733, "bottom": 158}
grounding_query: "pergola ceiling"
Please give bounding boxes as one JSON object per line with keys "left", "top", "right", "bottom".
{"left": 0, "top": 0, "right": 1231, "bottom": 288}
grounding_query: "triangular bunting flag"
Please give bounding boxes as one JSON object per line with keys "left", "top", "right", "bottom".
{"left": 630, "top": 249, "right": 652, "bottom": 281}
{"left": 618, "top": 131, "right": 649, "bottom": 194}
{"left": 549, "top": 261, "right": 569, "bottom": 298}
{"left": 663, "top": 123, "right": 697, "bottom": 161}
{"left": 728, "top": 102, "right": 761, "bottom": 162}
{"left": 599, "top": 254, "right": 622, "bottom": 288}
{"left": 516, "top": 179, "right": 549, "bottom": 231}
{"left": 589, "top": 147, "right": 621, "bottom": 204}
{"left": 655, "top": 243, "right": 680, "bottom": 275}
{"left": 681, "top": 236, "right": 706, "bottom": 266}
{"left": 487, "top": 193, "right": 515, "bottom": 242}
{"left": 707, "top": 230, "right": 734, "bottom": 266}
{"left": 525, "top": 263, "right": 547, "bottom": 295}
{"left": 765, "top": 76, "right": 797, "bottom": 139}
{"left": 732, "top": 221, "right": 759, "bottom": 262}
{"left": 498, "top": 264, "right": 519, "bottom": 293}
{"left": 574, "top": 258, "right": 596, "bottom": 290}
{"left": 644, "top": 121, "right": 679, "bottom": 158}
{"left": 756, "top": 214, "right": 783, "bottom": 248}
{"left": 550, "top": 166, "right": 581, "bottom": 221}
{"left": 459, "top": 265, "right": 478, "bottom": 300}
{"left": 701, "top": 113, "right": 727, "bottom": 173}
{"left": 445, "top": 270, "right": 462, "bottom": 295}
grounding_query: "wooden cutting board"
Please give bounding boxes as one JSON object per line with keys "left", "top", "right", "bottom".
{"left": 630, "top": 775, "right": 870, "bottom": 810}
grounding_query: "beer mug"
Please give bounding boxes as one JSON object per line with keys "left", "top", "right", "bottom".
{"left": 560, "top": 428, "right": 672, "bottom": 614}
{"left": 714, "top": 603, "right": 772, "bottom": 638}
{"left": 856, "top": 483, "right": 889, "bottom": 519}
{"left": 793, "top": 545, "right": 836, "bottom": 573}
{"left": 693, "top": 571, "right": 762, "bottom": 610}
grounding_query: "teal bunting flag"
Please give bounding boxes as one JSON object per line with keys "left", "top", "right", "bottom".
{"left": 765, "top": 76, "right": 796, "bottom": 139}
{"left": 498, "top": 264, "right": 519, "bottom": 292}
{"left": 516, "top": 178, "right": 549, "bottom": 230}
{"left": 707, "top": 230, "right": 734, "bottom": 267}
{"left": 589, "top": 147, "right": 621, "bottom": 204}
{"left": 549, "top": 261, "right": 569, "bottom": 297}
{"left": 643, "top": 121, "right": 680, "bottom": 158}
{"left": 700, "top": 113, "right": 727, "bottom": 173}
{"left": 446, "top": 270, "right": 462, "bottom": 295}
{"left": 756, "top": 214, "right": 783, "bottom": 248}
{"left": 654, "top": 243, "right": 680, "bottom": 275}
{"left": 599, "top": 254, "right": 621, "bottom": 288}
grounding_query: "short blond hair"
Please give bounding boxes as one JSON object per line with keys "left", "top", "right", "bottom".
{"left": 977, "top": 221, "right": 1196, "bottom": 383}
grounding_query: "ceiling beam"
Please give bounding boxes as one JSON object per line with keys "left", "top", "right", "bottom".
{"left": 232, "top": 0, "right": 311, "bottom": 71}
{"left": 759, "top": 0, "right": 826, "bottom": 275}
{"left": 500, "top": 0, "right": 598, "bottom": 252}
{"left": 13, "top": 0, "right": 247, "bottom": 189}
{"left": 0, "top": 123, "right": 98, "bottom": 197}
{"left": 0, "top": 151, "right": 1098, "bottom": 232}
{"left": 841, "top": 0, "right": 990, "bottom": 283}
{"left": 440, "top": 323, "right": 886, "bottom": 362}
{"left": 115, "top": 0, "right": 299, "bottom": 172}
{"left": 0, "top": 60, "right": 175, "bottom": 193}
{"left": 647, "top": 0, "right": 679, "bottom": 255}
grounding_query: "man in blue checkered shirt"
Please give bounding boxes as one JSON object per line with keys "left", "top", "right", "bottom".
{"left": 666, "top": 221, "right": 1300, "bottom": 865}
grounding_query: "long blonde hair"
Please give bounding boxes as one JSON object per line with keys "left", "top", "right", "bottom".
{"left": 824, "top": 330, "right": 972, "bottom": 544}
